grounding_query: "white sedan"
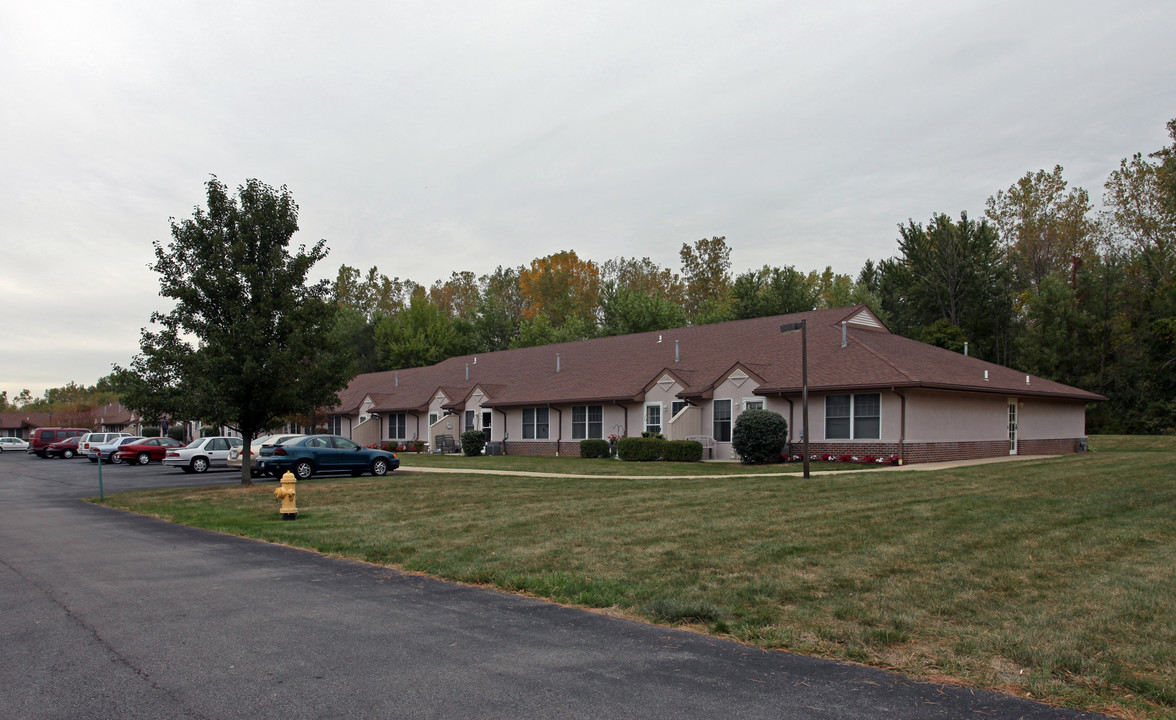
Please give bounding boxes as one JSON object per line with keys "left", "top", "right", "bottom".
{"left": 163, "top": 436, "right": 244, "bottom": 473}
{"left": 0, "top": 437, "right": 30, "bottom": 453}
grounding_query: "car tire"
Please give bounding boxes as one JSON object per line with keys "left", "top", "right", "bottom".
{"left": 293, "top": 460, "right": 313, "bottom": 480}
{"left": 249, "top": 469, "right": 261, "bottom": 478}
{"left": 371, "top": 458, "right": 389, "bottom": 476}
{"left": 191, "top": 457, "right": 209, "bottom": 473}
{"left": 136, "top": 452, "right": 151, "bottom": 465}
{"left": 109, "top": 454, "right": 122, "bottom": 465}
{"left": 63, "top": 449, "right": 75, "bottom": 459}
{"left": 180, "top": 467, "right": 194, "bottom": 474}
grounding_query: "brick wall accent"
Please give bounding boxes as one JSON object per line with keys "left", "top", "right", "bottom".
{"left": 507, "top": 438, "right": 1086, "bottom": 463}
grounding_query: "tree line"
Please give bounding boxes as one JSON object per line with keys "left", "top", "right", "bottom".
{"left": 325, "top": 118, "right": 1176, "bottom": 434}
{"left": 6, "top": 118, "right": 1173, "bottom": 435}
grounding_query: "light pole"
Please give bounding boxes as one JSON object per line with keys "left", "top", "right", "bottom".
{"left": 780, "top": 320, "right": 809, "bottom": 478}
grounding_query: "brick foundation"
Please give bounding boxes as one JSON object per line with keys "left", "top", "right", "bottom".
{"left": 505, "top": 438, "right": 1086, "bottom": 463}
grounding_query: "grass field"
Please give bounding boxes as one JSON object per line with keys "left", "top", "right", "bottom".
{"left": 98, "top": 436, "right": 1176, "bottom": 719}
{"left": 393, "top": 452, "right": 887, "bottom": 474}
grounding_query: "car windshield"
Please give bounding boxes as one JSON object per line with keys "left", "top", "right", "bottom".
{"left": 184, "top": 439, "right": 204, "bottom": 448}
{"left": 272, "top": 435, "right": 302, "bottom": 445}
{"left": 119, "top": 437, "right": 145, "bottom": 445}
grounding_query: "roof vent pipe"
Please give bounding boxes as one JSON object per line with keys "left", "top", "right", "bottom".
{"left": 675, "top": 339, "right": 680, "bottom": 363}
{"left": 1026, "top": 375, "right": 1030, "bottom": 385}
{"left": 465, "top": 364, "right": 469, "bottom": 380}
{"left": 395, "top": 372, "right": 399, "bottom": 387}
{"left": 964, "top": 341, "right": 969, "bottom": 357}
{"left": 841, "top": 321, "right": 847, "bottom": 348}
{"left": 984, "top": 370, "right": 989, "bottom": 381}
{"left": 557, "top": 353, "right": 561, "bottom": 372}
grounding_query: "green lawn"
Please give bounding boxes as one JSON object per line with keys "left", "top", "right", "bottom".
{"left": 98, "top": 436, "right": 1176, "bottom": 719}
{"left": 394, "top": 452, "right": 885, "bottom": 475}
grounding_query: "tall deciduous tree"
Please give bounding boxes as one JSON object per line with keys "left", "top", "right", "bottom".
{"left": 985, "top": 166, "right": 1096, "bottom": 289}
{"left": 129, "top": 177, "right": 354, "bottom": 485}
{"left": 518, "top": 250, "right": 601, "bottom": 328}
{"left": 730, "top": 265, "right": 814, "bottom": 320}
{"left": 375, "top": 295, "right": 473, "bottom": 368}
{"left": 679, "top": 236, "right": 732, "bottom": 324}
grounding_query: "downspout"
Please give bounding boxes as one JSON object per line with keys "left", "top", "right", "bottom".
{"left": 894, "top": 389, "right": 906, "bottom": 466}
{"left": 785, "top": 397, "right": 794, "bottom": 446}
{"left": 552, "top": 406, "right": 562, "bottom": 456}
{"left": 496, "top": 408, "right": 509, "bottom": 455}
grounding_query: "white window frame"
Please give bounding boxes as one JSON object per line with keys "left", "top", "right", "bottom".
{"left": 387, "top": 413, "right": 407, "bottom": 440}
{"left": 824, "top": 393, "right": 881, "bottom": 440}
{"left": 713, "top": 399, "right": 733, "bottom": 442}
{"left": 644, "top": 402, "right": 663, "bottom": 435}
{"left": 742, "top": 398, "right": 765, "bottom": 412}
{"left": 571, "top": 405, "right": 603, "bottom": 440}
{"left": 522, "top": 407, "right": 550, "bottom": 440}
{"left": 429, "top": 412, "right": 439, "bottom": 427}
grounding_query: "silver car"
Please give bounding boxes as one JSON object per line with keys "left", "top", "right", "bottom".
{"left": 88, "top": 436, "right": 146, "bottom": 464}
{"left": 163, "top": 436, "right": 244, "bottom": 473}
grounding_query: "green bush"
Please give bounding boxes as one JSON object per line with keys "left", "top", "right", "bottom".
{"left": 731, "top": 409, "right": 788, "bottom": 464}
{"left": 662, "top": 440, "right": 703, "bottom": 462}
{"left": 199, "top": 427, "right": 218, "bottom": 437}
{"left": 460, "top": 430, "right": 486, "bottom": 456}
{"left": 617, "top": 436, "right": 662, "bottom": 461}
{"left": 166, "top": 426, "right": 187, "bottom": 442}
{"left": 142, "top": 426, "right": 161, "bottom": 438}
{"left": 580, "top": 439, "right": 612, "bottom": 458}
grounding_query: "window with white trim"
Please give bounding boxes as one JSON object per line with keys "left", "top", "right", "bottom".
{"left": 644, "top": 403, "right": 662, "bottom": 435}
{"left": 522, "top": 407, "right": 550, "bottom": 439}
{"left": 326, "top": 416, "right": 342, "bottom": 435}
{"left": 428, "top": 412, "right": 439, "bottom": 426}
{"left": 671, "top": 400, "right": 690, "bottom": 418}
{"left": 743, "top": 398, "right": 764, "bottom": 411}
{"left": 571, "top": 405, "right": 603, "bottom": 440}
{"left": 464, "top": 410, "right": 475, "bottom": 433}
{"left": 825, "top": 393, "right": 880, "bottom": 439}
{"left": 713, "top": 399, "right": 732, "bottom": 442}
{"left": 387, "top": 413, "right": 407, "bottom": 440}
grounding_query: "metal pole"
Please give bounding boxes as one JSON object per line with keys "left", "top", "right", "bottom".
{"left": 97, "top": 450, "right": 104, "bottom": 502}
{"left": 801, "top": 319, "right": 810, "bottom": 479}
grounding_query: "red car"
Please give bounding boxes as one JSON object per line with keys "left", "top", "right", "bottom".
{"left": 116, "top": 437, "right": 185, "bottom": 465}
{"left": 45, "top": 436, "right": 84, "bottom": 459}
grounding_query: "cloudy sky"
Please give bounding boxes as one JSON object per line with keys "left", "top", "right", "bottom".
{"left": 2, "top": 0, "right": 1172, "bottom": 401}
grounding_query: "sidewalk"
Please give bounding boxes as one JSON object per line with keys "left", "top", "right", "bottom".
{"left": 397, "top": 453, "right": 1062, "bottom": 480}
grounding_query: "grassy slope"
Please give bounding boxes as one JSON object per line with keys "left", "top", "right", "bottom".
{"left": 100, "top": 436, "right": 1176, "bottom": 719}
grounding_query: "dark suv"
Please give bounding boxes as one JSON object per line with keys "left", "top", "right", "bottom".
{"left": 28, "top": 427, "right": 91, "bottom": 458}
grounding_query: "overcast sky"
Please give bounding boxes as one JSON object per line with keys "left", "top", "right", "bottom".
{"left": 2, "top": 0, "right": 1173, "bottom": 401}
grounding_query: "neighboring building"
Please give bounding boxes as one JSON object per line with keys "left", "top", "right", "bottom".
{"left": 0, "top": 402, "right": 143, "bottom": 439}
{"left": 325, "top": 306, "right": 1104, "bottom": 463}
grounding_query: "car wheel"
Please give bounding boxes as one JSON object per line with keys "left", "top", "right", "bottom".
{"left": 371, "top": 458, "right": 389, "bottom": 476}
{"left": 191, "top": 457, "right": 209, "bottom": 473}
{"left": 250, "top": 469, "right": 261, "bottom": 478}
{"left": 293, "top": 460, "right": 314, "bottom": 480}
{"left": 63, "top": 449, "right": 75, "bottom": 459}
{"left": 136, "top": 452, "right": 151, "bottom": 465}
{"left": 109, "top": 454, "right": 122, "bottom": 465}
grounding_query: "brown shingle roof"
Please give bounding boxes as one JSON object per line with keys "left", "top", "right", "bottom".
{"left": 329, "top": 306, "right": 1104, "bottom": 414}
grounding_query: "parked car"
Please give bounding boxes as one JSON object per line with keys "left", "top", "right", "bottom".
{"left": 28, "top": 427, "right": 91, "bottom": 457}
{"left": 257, "top": 434, "right": 399, "bottom": 480}
{"left": 163, "top": 436, "right": 244, "bottom": 473}
{"left": 116, "top": 437, "right": 185, "bottom": 465}
{"left": 78, "top": 432, "right": 133, "bottom": 457}
{"left": 227, "top": 434, "right": 306, "bottom": 477}
{"left": 45, "top": 436, "right": 84, "bottom": 459}
{"left": 0, "top": 437, "right": 30, "bottom": 453}
{"left": 88, "top": 436, "right": 146, "bottom": 464}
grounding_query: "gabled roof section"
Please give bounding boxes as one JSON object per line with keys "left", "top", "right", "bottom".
{"left": 839, "top": 305, "right": 888, "bottom": 332}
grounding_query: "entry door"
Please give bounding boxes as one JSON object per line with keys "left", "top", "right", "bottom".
{"left": 1008, "top": 400, "right": 1018, "bottom": 455}
{"left": 481, "top": 410, "right": 493, "bottom": 442}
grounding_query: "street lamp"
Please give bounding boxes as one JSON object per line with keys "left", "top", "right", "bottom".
{"left": 780, "top": 320, "right": 809, "bottom": 478}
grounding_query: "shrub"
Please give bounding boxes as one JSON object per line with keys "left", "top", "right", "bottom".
{"left": 166, "top": 426, "right": 187, "bottom": 443}
{"left": 617, "top": 436, "right": 663, "bottom": 461}
{"left": 460, "top": 430, "right": 486, "bottom": 456}
{"left": 580, "top": 439, "right": 612, "bottom": 458}
{"left": 731, "top": 409, "right": 788, "bottom": 464}
{"left": 199, "top": 427, "right": 218, "bottom": 437}
{"left": 662, "top": 440, "right": 703, "bottom": 462}
{"left": 142, "top": 426, "right": 161, "bottom": 438}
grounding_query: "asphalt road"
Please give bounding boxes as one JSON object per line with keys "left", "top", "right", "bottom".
{"left": 0, "top": 452, "right": 1108, "bottom": 720}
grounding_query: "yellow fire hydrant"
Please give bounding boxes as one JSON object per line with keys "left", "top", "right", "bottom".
{"left": 274, "top": 470, "right": 297, "bottom": 520}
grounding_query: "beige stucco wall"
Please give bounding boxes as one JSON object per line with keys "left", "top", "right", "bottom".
{"left": 903, "top": 390, "right": 1008, "bottom": 443}
{"left": 1016, "top": 397, "right": 1087, "bottom": 439}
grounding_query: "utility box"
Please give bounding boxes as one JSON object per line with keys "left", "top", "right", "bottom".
{"left": 486, "top": 442, "right": 503, "bottom": 456}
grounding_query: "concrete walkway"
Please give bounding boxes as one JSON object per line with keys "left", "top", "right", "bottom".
{"left": 397, "top": 453, "right": 1062, "bottom": 480}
